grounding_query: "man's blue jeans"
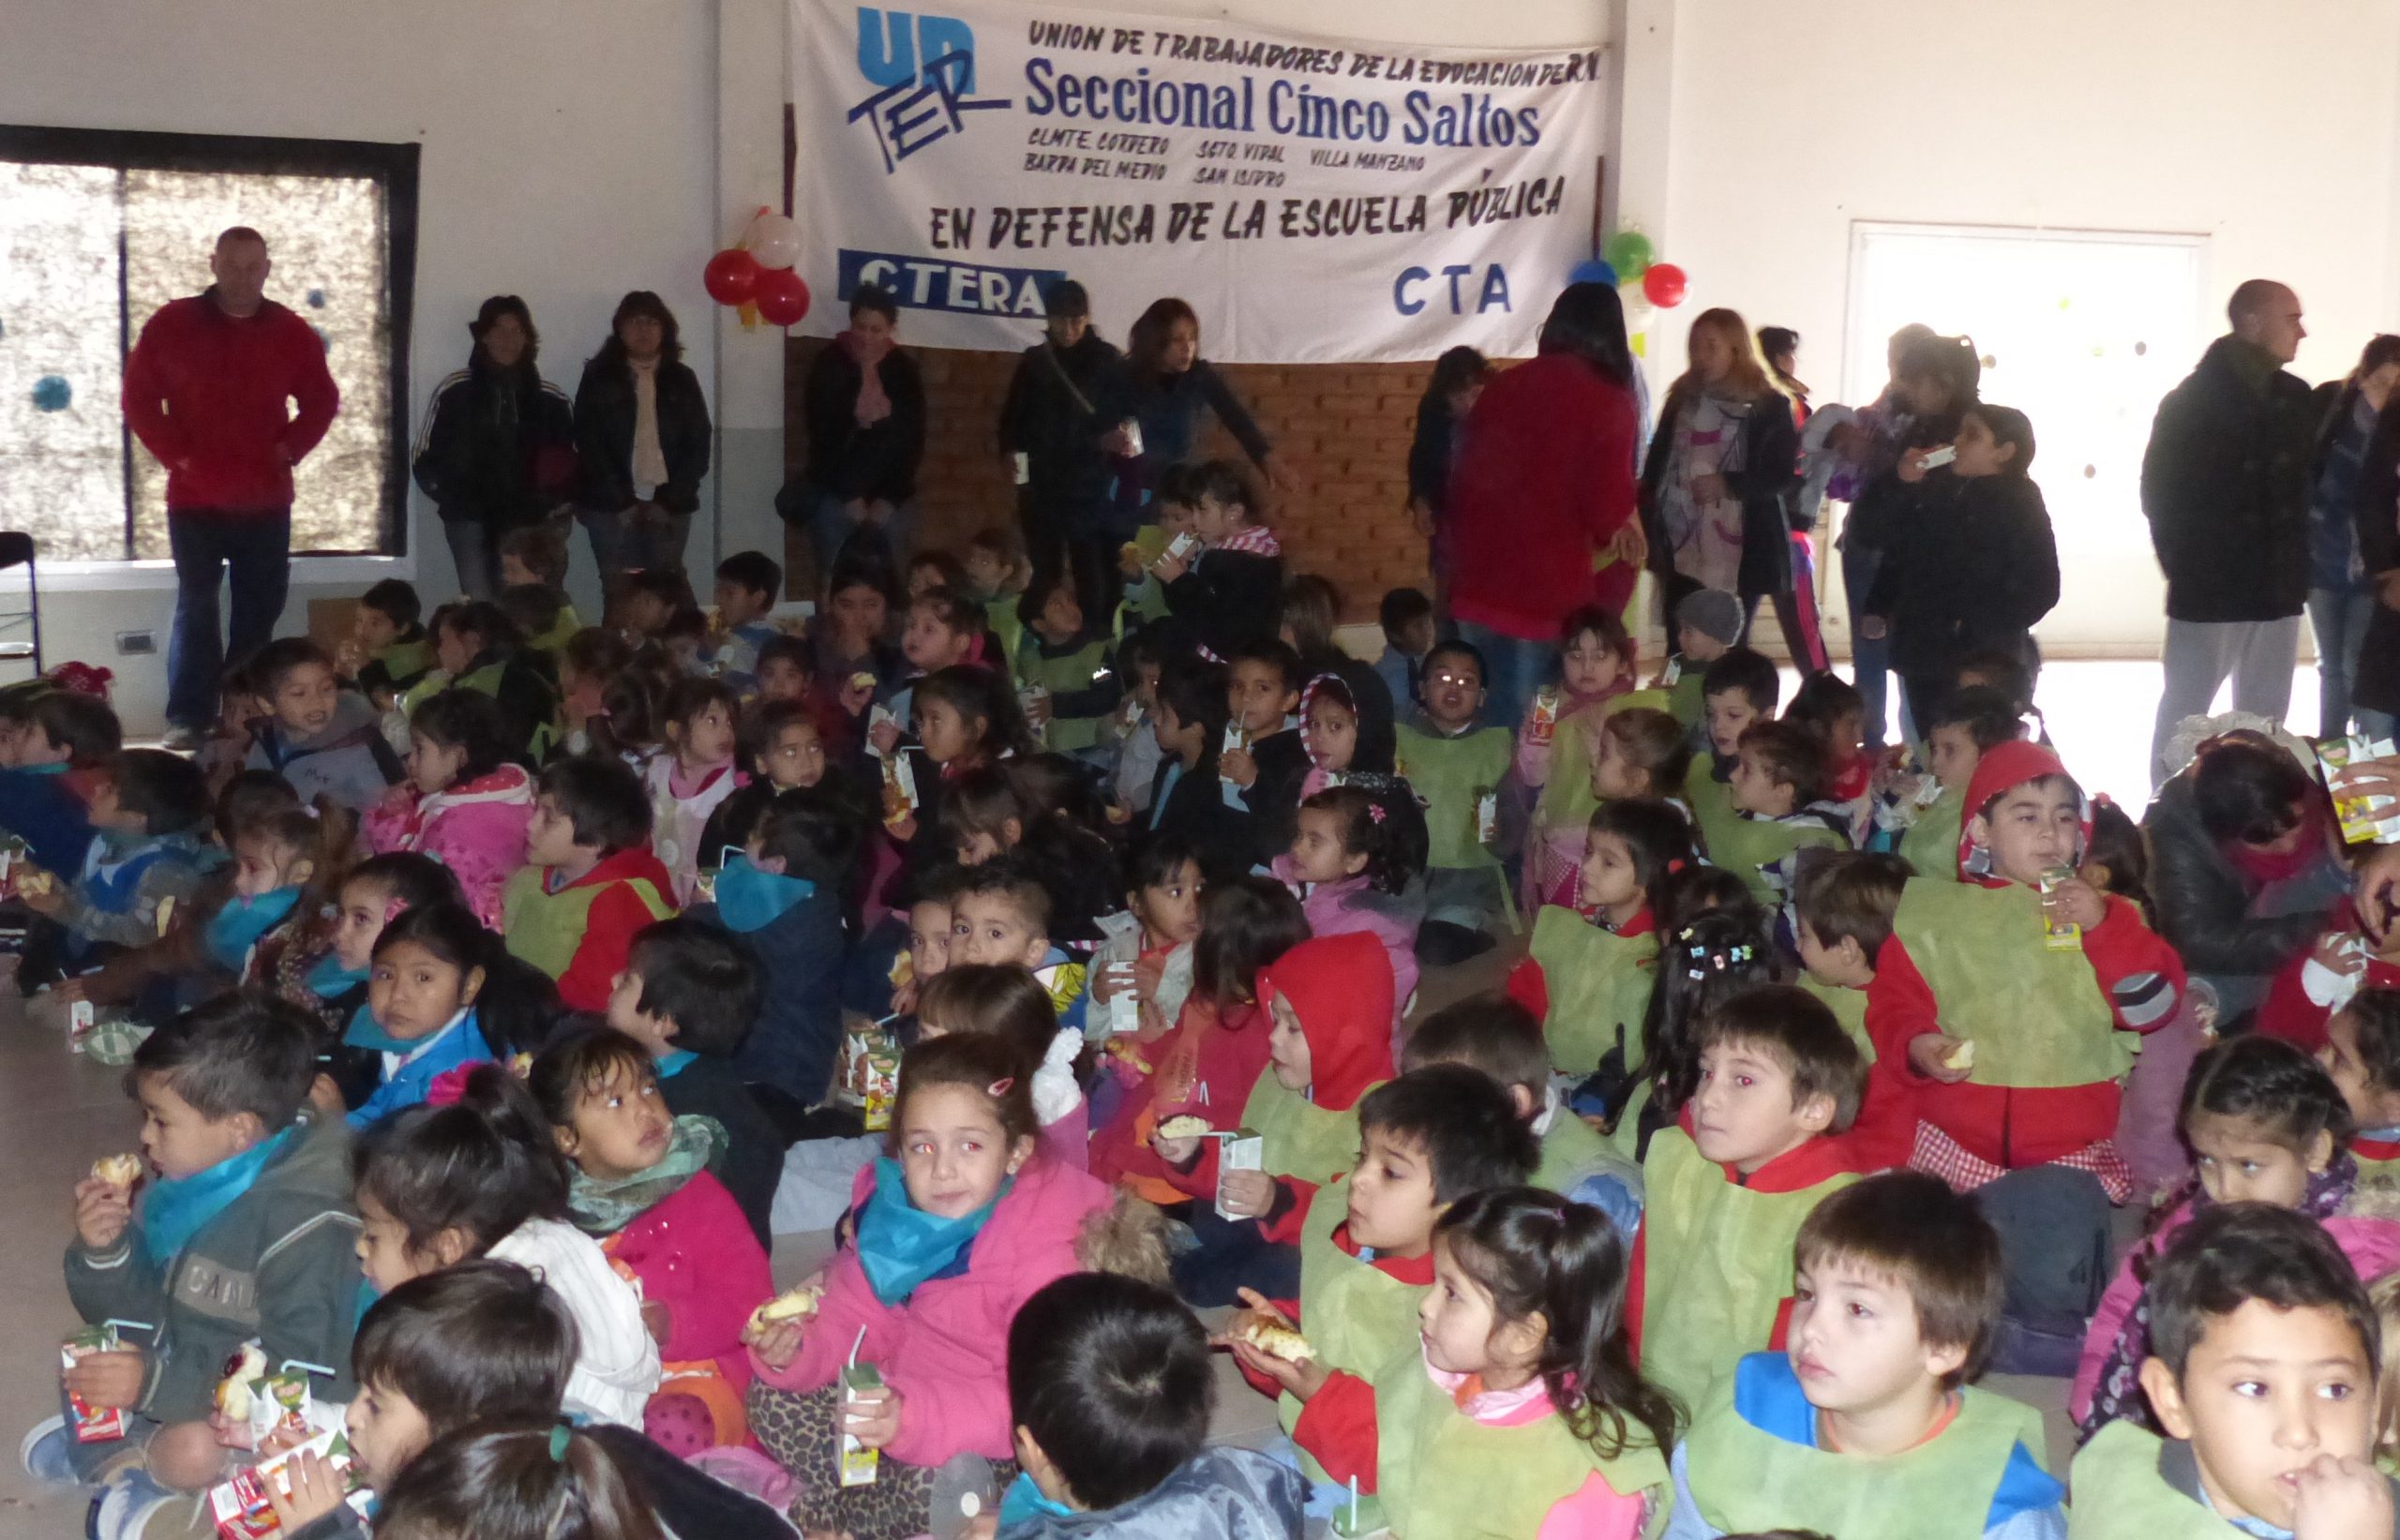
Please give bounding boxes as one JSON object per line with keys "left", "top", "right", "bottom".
{"left": 166, "top": 507, "right": 291, "bottom": 730}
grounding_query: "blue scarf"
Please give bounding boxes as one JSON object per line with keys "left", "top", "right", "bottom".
{"left": 713, "top": 856, "right": 815, "bottom": 934}
{"left": 142, "top": 1126, "right": 296, "bottom": 1265}
{"left": 204, "top": 887, "right": 301, "bottom": 971}
{"left": 656, "top": 1049, "right": 698, "bottom": 1079}
{"left": 305, "top": 952, "right": 369, "bottom": 997}
{"left": 853, "top": 1157, "right": 1008, "bottom": 1306}
{"left": 999, "top": 1472, "right": 1077, "bottom": 1527}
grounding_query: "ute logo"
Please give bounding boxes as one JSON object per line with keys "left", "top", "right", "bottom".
{"left": 848, "top": 7, "right": 1007, "bottom": 171}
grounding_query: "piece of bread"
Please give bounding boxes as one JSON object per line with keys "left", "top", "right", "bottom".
{"left": 1943, "top": 1039, "right": 1977, "bottom": 1072}
{"left": 91, "top": 1154, "right": 142, "bottom": 1189}
{"left": 747, "top": 1283, "right": 824, "bottom": 1336}
{"left": 848, "top": 671, "right": 878, "bottom": 695}
{"left": 1156, "top": 1114, "right": 1211, "bottom": 1141}
{"left": 215, "top": 1342, "right": 267, "bottom": 1418}
{"left": 1234, "top": 1317, "right": 1315, "bottom": 1364}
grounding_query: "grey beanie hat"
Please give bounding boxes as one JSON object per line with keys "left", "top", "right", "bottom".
{"left": 1674, "top": 588, "right": 1745, "bottom": 649}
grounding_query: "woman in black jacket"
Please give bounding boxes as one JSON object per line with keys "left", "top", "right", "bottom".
{"left": 412, "top": 296, "right": 578, "bottom": 600}
{"left": 1639, "top": 307, "right": 1801, "bottom": 650}
{"left": 782, "top": 282, "right": 926, "bottom": 577}
{"left": 572, "top": 292, "right": 712, "bottom": 591}
{"left": 1859, "top": 404, "right": 2060, "bottom": 731}
{"left": 997, "top": 279, "right": 1121, "bottom": 621}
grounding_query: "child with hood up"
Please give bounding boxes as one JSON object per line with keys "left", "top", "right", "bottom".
{"left": 1159, "top": 929, "right": 1396, "bottom": 1307}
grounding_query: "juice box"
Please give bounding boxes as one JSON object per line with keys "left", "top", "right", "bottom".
{"left": 2316, "top": 734, "right": 2400, "bottom": 845}
{"left": 206, "top": 1428, "right": 368, "bottom": 1539}
{"left": 1525, "top": 685, "right": 1561, "bottom": 748}
{"left": 68, "top": 1000, "right": 95, "bottom": 1051}
{"left": 840, "top": 1362, "right": 884, "bottom": 1488}
{"left": 62, "top": 1324, "right": 124, "bottom": 1443}
{"left": 844, "top": 1025, "right": 901, "bottom": 1131}
{"left": 1476, "top": 789, "right": 1499, "bottom": 847}
{"left": 1216, "top": 1130, "right": 1265, "bottom": 1221}
{"left": 2038, "top": 867, "right": 2082, "bottom": 951}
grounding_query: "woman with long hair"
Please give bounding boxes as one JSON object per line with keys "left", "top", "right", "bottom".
{"left": 1092, "top": 299, "right": 1290, "bottom": 541}
{"left": 2307, "top": 334, "right": 2400, "bottom": 738}
{"left": 1446, "top": 281, "right": 1646, "bottom": 729}
{"left": 571, "top": 291, "right": 712, "bottom": 597}
{"left": 412, "top": 296, "right": 578, "bottom": 600}
{"left": 1640, "top": 307, "right": 1810, "bottom": 668}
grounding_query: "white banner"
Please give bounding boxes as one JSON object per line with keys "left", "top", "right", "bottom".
{"left": 788, "top": 0, "right": 1610, "bottom": 362}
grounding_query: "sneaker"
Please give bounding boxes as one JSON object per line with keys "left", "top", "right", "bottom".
{"left": 158, "top": 725, "right": 202, "bottom": 753}
{"left": 21, "top": 1415, "right": 74, "bottom": 1485}
{"left": 87, "top": 1469, "right": 172, "bottom": 1540}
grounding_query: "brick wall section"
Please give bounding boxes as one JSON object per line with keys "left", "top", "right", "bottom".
{"left": 784, "top": 337, "right": 1441, "bottom": 620}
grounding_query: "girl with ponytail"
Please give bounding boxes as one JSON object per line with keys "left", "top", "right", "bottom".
{"left": 1361, "top": 1186, "right": 1678, "bottom": 1540}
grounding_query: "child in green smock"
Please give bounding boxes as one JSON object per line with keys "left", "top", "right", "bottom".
{"left": 1396, "top": 637, "right": 1514, "bottom": 964}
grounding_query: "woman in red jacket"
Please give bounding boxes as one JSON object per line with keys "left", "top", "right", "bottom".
{"left": 1446, "top": 282, "right": 1645, "bottom": 730}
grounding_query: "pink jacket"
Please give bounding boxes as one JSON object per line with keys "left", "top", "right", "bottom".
{"left": 362, "top": 763, "right": 534, "bottom": 929}
{"left": 608, "top": 1170, "right": 772, "bottom": 1391}
{"left": 1274, "top": 860, "right": 1420, "bottom": 1032}
{"left": 749, "top": 1155, "right": 1112, "bottom": 1466}
{"left": 2071, "top": 1197, "right": 2400, "bottom": 1422}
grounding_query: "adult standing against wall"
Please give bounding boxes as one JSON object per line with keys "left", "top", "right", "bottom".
{"left": 123, "top": 227, "right": 339, "bottom": 750}
{"left": 1827, "top": 322, "right": 1935, "bottom": 749}
{"left": 784, "top": 283, "right": 925, "bottom": 580}
{"left": 1092, "top": 298, "right": 1290, "bottom": 533}
{"left": 1405, "top": 346, "right": 1492, "bottom": 629}
{"left": 412, "top": 296, "right": 578, "bottom": 600}
{"left": 2303, "top": 335, "right": 2400, "bottom": 738}
{"left": 1639, "top": 308, "right": 1803, "bottom": 667}
{"left": 572, "top": 291, "right": 712, "bottom": 596}
{"left": 997, "top": 279, "right": 1119, "bottom": 622}
{"left": 1447, "top": 281, "right": 1644, "bottom": 728}
{"left": 2141, "top": 279, "right": 2317, "bottom": 786}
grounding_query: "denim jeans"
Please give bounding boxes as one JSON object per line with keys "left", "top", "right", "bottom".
{"left": 166, "top": 507, "right": 291, "bottom": 730}
{"left": 1453, "top": 620, "right": 1552, "bottom": 733}
{"left": 442, "top": 517, "right": 500, "bottom": 601}
{"left": 2306, "top": 584, "right": 2385, "bottom": 737}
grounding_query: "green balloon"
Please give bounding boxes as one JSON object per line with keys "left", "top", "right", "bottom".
{"left": 1603, "top": 229, "right": 1654, "bottom": 280}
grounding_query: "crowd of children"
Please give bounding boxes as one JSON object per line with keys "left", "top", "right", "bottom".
{"left": 15, "top": 453, "right": 2400, "bottom": 1540}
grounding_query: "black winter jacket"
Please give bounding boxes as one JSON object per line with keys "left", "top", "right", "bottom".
{"left": 998, "top": 333, "right": 1121, "bottom": 535}
{"left": 571, "top": 353, "right": 712, "bottom": 516}
{"left": 412, "top": 360, "right": 578, "bottom": 529}
{"left": 2140, "top": 336, "right": 2317, "bottom": 622}
{"left": 1639, "top": 385, "right": 1802, "bottom": 598}
{"left": 2144, "top": 769, "right": 2349, "bottom": 1025}
{"left": 1863, "top": 470, "right": 2060, "bottom": 680}
{"left": 798, "top": 342, "right": 926, "bottom": 503}
{"left": 1162, "top": 548, "right": 1283, "bottom": 662}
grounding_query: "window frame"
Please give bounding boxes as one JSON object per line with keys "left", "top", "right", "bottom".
{"left": 0, "top": 122, "right": 421, "bottom": 570}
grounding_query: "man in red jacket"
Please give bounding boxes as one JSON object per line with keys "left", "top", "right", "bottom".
{"left": 122, "top": 227, "right": 339, "bottom": 748}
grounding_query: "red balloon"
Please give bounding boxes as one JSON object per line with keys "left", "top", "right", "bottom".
{"left": 703, "top": 248, "right": 760, "bottom": 306}
{"left": 1642, "top": 262, "right": 1688, "bottom": 308}
{"left": 754, "top": 266, "right": 812, "bottom": 327}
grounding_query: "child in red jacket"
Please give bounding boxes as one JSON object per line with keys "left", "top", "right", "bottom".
{"left": 531, "top": 1024, "right": 772, "bottom": 1456}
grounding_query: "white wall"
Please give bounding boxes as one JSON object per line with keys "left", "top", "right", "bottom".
{"left": 1647, "top": 0, "right": 2400, "bottom": 651}
{"left": 0, "top": 0, "right": 720, "bottom": 731}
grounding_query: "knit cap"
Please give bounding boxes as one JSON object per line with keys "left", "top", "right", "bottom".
{"left": 1675, "top": 588, "right": 1744, "bottom": 649}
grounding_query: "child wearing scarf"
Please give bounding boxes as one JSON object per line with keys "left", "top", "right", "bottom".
{"left": 2073, "top": 1034, "right": 2400, "bottom": 1439}
{"left": 742, "top": 1034, "right": 1113, "bottom": 1540}
{"left": 342, "top": 902, "right": 498, "bottom": 1129}
{"left": 213, "top": 800, "right": 359, "bottom": 1034}
{"left": 532, "top": 1025, "right": 771, "bottom": 1458}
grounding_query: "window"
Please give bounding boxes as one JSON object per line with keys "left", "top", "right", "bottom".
{"left": 0, "top": 126, "right": 418, "bottom": 562}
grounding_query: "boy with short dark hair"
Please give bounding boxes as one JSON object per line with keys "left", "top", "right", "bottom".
{"left": 1789, "top": 851, "right": 1915, "bottom": 1164}
{"left": 1226, "top": 1063, "right": 1539, "bottom": 1489}
{"left": 1220, "top": 637, "right": 1307, "bottom": 867}
{"left": 606, "top": 917, "right": 780, "bottom": 1247}
{"left": 352, "top": 578, "right": 434, "bottom": 705}
{"left": 502, "top": 755, "right": 674, "bottom": 1010}
{"left": 950, "top": 855, "right": 1088, "bottom": 1031}
{"left": 1666, "top": 1171, "right": 2065, "bottom": 1540}
{"left": 1146, "top": 657, "right": 1247, "bottom": 881}
{"left": 1630, "top": 984, "right": 1872, "bottom": 1411}
{"left": 1402, "top": 993, "right": 1643, "bottom": 1233}
{"left": 1372, "top": 587, "right": 1436, "bottom": 715}
{"left": 712, "top": 549, "right": 785, "bottom": 690}
{"left": 1012, "top": 566, "right": 1119, "bottom": 756}
{"left": 31, "top": 994, "right": 362, "bottom": 1501}
{"left": 2069, "top": 1203, "right": 2395, "bottom": 1540}
{"left": 1723, "top": 719, "right": 1852, "bottom": 907}
{"left": 1874, "top": 683, "right": 2025, "bottom": 879}
{"left": 1686, "top": 646, "right": 1781, "bottom": 878}
{"left": 0, "top": 689, "right": 120, "bottom": 881}
{"left": 999, "top": 1272, "right": 1304, "bottom": 1536}
{"left": 24, "top": 750, "right": 212, "bottom": 975}
{"left": 1397, "top": 637, "right": 1514, "bottom": 962}
{"left": 1151, "top": 459, "right": 1283, "bottom": 661}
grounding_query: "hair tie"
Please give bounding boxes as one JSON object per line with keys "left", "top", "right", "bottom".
{"left": 988, "top": 1077, "right": 1015, "bottom": 1097}
{"left": 1664, "top": 858, "right": 1686, "bottom": 875}
{"left": 548, "top": 1423, "right": 571, "bottom": 1462}
{"left": 1367, "top": 802, "right": 1387, "bottom": 824}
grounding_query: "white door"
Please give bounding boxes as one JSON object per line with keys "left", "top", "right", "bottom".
{"left": 1838, "top": 222, "right": 2209, "bottom": 655}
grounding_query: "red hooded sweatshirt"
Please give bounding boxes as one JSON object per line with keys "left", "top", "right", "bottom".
{"left": 1866, "top": 740, "right": 2185, "bottom": 1169}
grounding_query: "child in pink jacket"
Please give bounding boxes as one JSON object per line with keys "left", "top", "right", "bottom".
{"left": 363, "top": 688, "right": 534, "bottom": 928}
{"left": 1271, "top": 780, "right": 1426, "bottom": 1046}
{"left": 2072, "top": 1034, "right": 2400, "bottom": 1435}
{"left": 742, "top": 1034, "right": 1112, "bottom": 1540}
{"left": 530, "top": 1024, "right": 773, "bottom": 1455}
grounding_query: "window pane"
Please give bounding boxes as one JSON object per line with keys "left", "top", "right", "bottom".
{"left": 123, "top": 169, "right": 392, "bottom": 558}
{"left": 0, "top": 161, "right": 128, "bottom": 561}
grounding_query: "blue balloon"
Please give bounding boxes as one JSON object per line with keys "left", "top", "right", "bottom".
{"left": 1569, "top": 259, "right": 1618, "bottom": 289}
{"left": 307, "top": 288, "right": 326, "bottom": 309}
{"left": 31, "top": 375, "right": 70, "bottom": 412}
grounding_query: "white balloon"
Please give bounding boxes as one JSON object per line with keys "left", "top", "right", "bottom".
{"left": 748, "top": 213, "right": 802, "bottom": 271}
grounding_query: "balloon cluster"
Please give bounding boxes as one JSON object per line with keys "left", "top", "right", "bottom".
{"left": 704, "top": 208, "right": 811, "bottom": 328}
{"left": 1570, "top": 229, "right": 1689, "bottom": 322}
